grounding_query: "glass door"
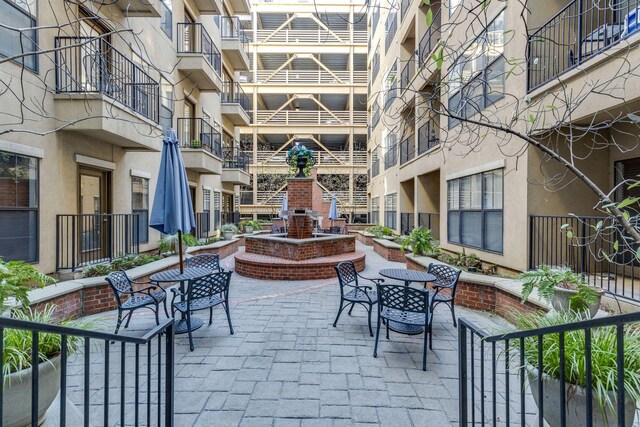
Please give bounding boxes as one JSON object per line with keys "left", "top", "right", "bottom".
{"left": 78, "top": 167, "right": 110, "bottom": 265}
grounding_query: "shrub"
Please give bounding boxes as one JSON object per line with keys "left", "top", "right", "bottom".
{"left": 83, "top": 254, "right": 162, "bottom": 278}
{"left": 0, "top": 259, "right": 56, "bottom": 310}
{"left": 400, "top": 227, "right": 440, "bottom": 256}
{"left": 364, "top": 224, "right": 393, "bottom": 238}
{"left": 518, "top": 265, "right": 600, "bottom": 310}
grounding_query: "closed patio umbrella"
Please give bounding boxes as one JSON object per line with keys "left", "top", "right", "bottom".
{"left": 279, "top": 193, "right": 288, "bottom": 232}
{"left": 328, "top": 194, "right": 339, "bottom": 229}
{"left": 150, "top": 129, "right": 196, "bottom": 274}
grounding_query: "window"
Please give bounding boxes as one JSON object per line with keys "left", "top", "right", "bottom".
{"left": 447, "top": 169, "right": 503, "bottom": 252}
{"left": 449, "top": 0, "right": 462, "bottom": 16}
{"left": 0, "top": 0, "right": 38, "bottom": 72}
{"left": 131, "top": 176, "right": 149, "bottom": 243}
{"left": 202, "top": 188, "right": 211, "bottom": 234}
{"left": 160, "top": 0, "right": 172, "bottom": 39}
{"left": 384, "top": 193, "right": 397, "bottom": 229}
{"left": 448, "top": 11, "right": 505, "bottom": 128}
{"left": 214, "top": 191, "right": 221, "bottom": 230}
{"left": 384, "top": 133, "right": 397, "bottom": 168}
{"left": 160, "top": 78, "right": 173, "bottom": 130}
{"left": 0, "top": 151, "right": 38, "bottom": 262}
{"left": 371, "top": 196, "right": 380, "bottom": 224}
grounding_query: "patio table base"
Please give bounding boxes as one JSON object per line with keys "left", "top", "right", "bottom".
{"left": 174, "top": 317, "right": 204, "bottom": 335}
{"left": 388, "top": 320, "right": 423, "bottom": 335}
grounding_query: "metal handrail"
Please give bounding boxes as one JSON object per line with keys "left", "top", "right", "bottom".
{"left": 220, "top": 15, "right": 250, "bottom": 51}
{"left": 176, "top": 117, "right": 222, "bottom": 158}
{"left": 177, "top": 22, "right": 221, "bottom": 76}
{"left": 222, "top": 80, "right": 250, "bottom": 112}
{"left": 417, "top": 9, "right": 441, "bottom": 66}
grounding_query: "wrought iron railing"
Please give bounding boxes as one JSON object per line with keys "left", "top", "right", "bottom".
{"left": 220, "top": 15, "right": 250, "bottom": 51}
{"left": 56, "top": 213, "right": 140, "bottom": 271}
{"left": 459, "top": 311, "right": 640, "bottom": 426}
{"left": 0, "top": 316, "right": 174, "bottom": 426}
{"left": 177, "top": 22, "right": 221, "bottom": 76}
{"left": 222, "top": 80, "right": 250, "bottom": 112}
{"left": 418, "top": 212, "right": 440, "bottom": 239}
{"left": 221, "top": 211, "right": 239, "bottom": 225}
{"left": 385, "top": 11, "right": 397, "bottom": 53}
{"left": 527, "top": 0, "right": 640, "bottom": 91}
{"left": 530, "top": 214, "right": 640, "bottom": 301}
{"left": 222, "top": 146, "right": 250, "bottom": 171}
{"left": 384, "top": 144, "right": 398, "bottom": 168}
{"left": 399, "top": 52, "right": 416, "bottom": 92}
{"left": 176, "top": 117, "right": 222, "bottom": 158}
{"left": 400, "top": 212, "right": 415, "bottom": 235}
{"left": 195, "top": 211, "right": 211, "bottom": 239}
{"left": 384, "top": 78, "right": 398, "bottom": 110}
{"left": 399, "top": 133, "right": 416, "bottom": 165}
{"left": 418, "top": 9, "right": 441, "bottom": 66}
{"left": 417, "top": 119, "right": 440, "bottom": 154}
{"left": 54, "top": 37, "right": 160, "bottom": 123}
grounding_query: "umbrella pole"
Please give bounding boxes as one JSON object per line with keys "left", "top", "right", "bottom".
{"left": 178, "top": 230, "right": 184, "bottom": 274}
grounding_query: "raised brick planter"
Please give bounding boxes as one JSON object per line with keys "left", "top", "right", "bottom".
{"left": 234, "top": 250, "right": 366, "bottom": 280}
{"left": 351, "top": 231, "right": 375, "bottom": 246}
{"left": 245, "top": 234, "right": 355, "bottom": 261}
{"left": 372, "top": 238, "right": 409, "bottom": 262}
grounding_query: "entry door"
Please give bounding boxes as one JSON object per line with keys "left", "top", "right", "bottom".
{"left": 222, "top": 193, "right": 233, "bottom": 223}
{"left": 79, "top": 167, "right": 110, "bottom": 264}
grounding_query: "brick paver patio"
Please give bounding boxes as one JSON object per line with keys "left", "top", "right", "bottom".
{"left": 66, "top": 242, "right": 510, "bottom": 426}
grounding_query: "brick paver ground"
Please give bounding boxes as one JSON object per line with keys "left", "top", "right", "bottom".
{"left": 66, "top": 242, "right": 513, "bottom": 426}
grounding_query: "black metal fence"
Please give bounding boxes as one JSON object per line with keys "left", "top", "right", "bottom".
{"left": 400, "top": 212, "right": 415, "bottom": 235}
{"left": 220, "top": 15, "right": 250, "bottom": 50}
{"left": 527, "top": 0, "right": 640, "bottom": 91}
{"left": 418, "top": 119, "right": 440, "bottom": 154}
{"left": 195, "top": 211, "right": 211, "bottom": 239}
{"left": 222, "top": 80, "right": 250, "bottom": 112}
{"left": 418, "top": 9, "right": 441, "bottom": 65}
{"left": 0, "top": 316, "right": 174, "bottom": 426}
{"left": 222, "top": 146, "right": 250, "bottom": 171}
{"left": 56, "top": 213, "right": 140, "bottom": 271}
{"left": 399, "top": 133, "right": 415, "bottom": 165}
{"left": 177, "top": 22, "right": 221, "bottom": 76}
{"left": 399, "top": 53, "right": 415, "bottom": 92}
{"left": 530, "top": 215, "right": 640, "bottom": 300}
{"left": 459, "top": 311, "right": 640, "bottom": 426}
{"left": 54, "top": 37, "right": 160, "bottom": 123}
{"left": 418, "top": 212, "right": 440, "bottom": 239}
{"left": 176, "top": 117, "right": 222, "bottom": 158}
{"left": 221, "top": 211, "right": 239, "bottom": 225}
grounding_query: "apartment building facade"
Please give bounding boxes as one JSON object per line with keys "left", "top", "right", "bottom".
{"left": 238, "top": 0, "right": 369, "bottom": 223}
{"left": 368, "top": 0, "right": 640, "bottom": 285}
{"left": 0, "top": 0, "right": 251, "bottom": 273}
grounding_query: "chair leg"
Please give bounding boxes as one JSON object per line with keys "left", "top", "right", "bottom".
{"left": 348, "top": 303, "right": 355, "bottom": 316}
{"left": 186, "top": 312, "right": 194, "bottom": 352}
{"left": 209, "top": 307, "right": 213, "bottom": 325}
{"left": 162, "top": 299, "right": 169, "bottom": 318}
{"left": 224, "top": 303, "right": 234, "bottom": 335}
{"left": 450, "top": 303, "right": 457, "bottom": 327}
{"left": 422, "top": 322, "right": 428, "bottom": 371}
{"left": 115, "top": 310, "right": 123, "bottom": 334}
{"left": 332, "top": 299, "right": 346, "bottom": 327}
{"left": 373, "top": 316, "right": 382, "bottom": 358}
{"left": 154, "top": 303, "right": 160, "bottom": 326}
{"left": 367, "top": 304, "right": 374, "bottom": 337}
{"left": 124, "top": 311, "right": 133, "bottom": 329}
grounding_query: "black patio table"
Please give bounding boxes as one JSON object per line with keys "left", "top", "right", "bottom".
{"left": 378, "top": 268, "right": 436, "bottom": 335}
{"left": 150, "top": 267, "right": 211, "bottom": 334}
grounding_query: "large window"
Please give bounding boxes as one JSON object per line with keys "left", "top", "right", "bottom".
{"left": 160, "top": 0, "right": 172, "bottom": 39}
{"left": 371, "top": 196, "right": 380, "bottom": 224}
{"left": 132, "top": 176, "right": 149, "bottom": 243}
{"left": 0, "top": 151, "right": 38, "bottom": 262}
{"left": 384, "top": 193, "right": 397, "bottom": 229}
{"left": 202, "top": 188, "right": 211, "bottom": 235}
{"left": 160, "top": 78, "right": 173, "bottom": 130}
{"left": 447, "top": 169, "right": 503, "bottom": 252}
{"left": 0, "top": 0, "right": 38, "bottom": 72}
{"left": 448, "top": 11, "right": 505, "bottom": 128}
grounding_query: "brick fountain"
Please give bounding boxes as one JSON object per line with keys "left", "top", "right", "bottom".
{"left": 234, "top": 176, "right": 366, "bottom": 280}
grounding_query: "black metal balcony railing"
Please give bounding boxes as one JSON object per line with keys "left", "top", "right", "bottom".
{"left": 418, "top": 9, "right": 441, "bottom": 66}
{"left": 385, "top": 78, "right": 398, "bottom": 110}
{"left": 0, "top": 316, "right": 175, "bottom": 427}
{"left": 177, "top": 22, "right": 221, "bottom": 76}
{"left": 220, "top": 15, "right": 250, "bottom": 51}
{"left": 417, "top": 119, "right": 440, "bottom": 154}
{"left": 418, "top": 212, "right": 440, "bottom": 239}
{"left": 195, "top": 211, "right": 211, "bottom": 239}
{"left": 371, "top": 158, "right": 380, "bottom": 178}
{"left": 56, "top": 213, "right": 141, "bottom": 271}
{"left": 399, "top": 53, "right": 416, "bottom": 92}
{"left": 384, "top": 144, "right": 398, "bottom": 168}
{"left": 400, "top": 212, "right": 415, "bottom": 235}
{"left": 176, "top": 117, "right": 222, "bottom": 158}
{"left": 55, "top": 37, "right": 160, "bottom": 123}
{"left": 222, "top": 80, "right": 250, "bottom": 112}
{"left": 240, "top": 191, "right": 254, "bottom": 205}
{"left": 529, "top": 215, "right": 640, "bottom": 301}
{"left": 222, "top": 146, "right": 250, "bottom": 171}
{"left": 399, "top": 132, "right": 416, "bottom": 165}
{"left": 459, "top": 311, "right": 640, "bottom": 426}
{"left": 385, "top": 11, "right": 397, "bottom": 53}
{"left": 527, "top": 0, "right": 639, "bottom": 91}
{"left": 221, "top": 211, "right": 239, "bottom": 225}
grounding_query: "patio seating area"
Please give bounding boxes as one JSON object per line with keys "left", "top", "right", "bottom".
{"left": 64, "top": 242, "right": 509, "bottom": 426}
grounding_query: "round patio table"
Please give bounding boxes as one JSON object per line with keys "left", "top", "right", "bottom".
{"left": 150, "top": 267, "right": 211, "bottom": 334}
{"left": 379, "top": 268, "right": 436, "bottom": 335}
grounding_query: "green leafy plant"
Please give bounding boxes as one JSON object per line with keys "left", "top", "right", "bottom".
{"left": 190, "top": 139, "right": 202, "bottom": 148}
{"left": 221, "top": 223, "right": 238, "bottom": 233}
{"left": 0, "top": 259, "right": 56, "bottom": 310}
{"left": 400, "top": 227, "right": 440, "bottom": 256}
{"left": 82, "top": 263, "right": 113, "bottom": 278}
{"left": 364, "top": 224, "right": 393, "bottom": 238}
{"left": 512, "top": 310, "right": 640, "bottom": 419}
{"left": 83, "top": 254, "right": 162, "bottom": 278}
{"left": 286, "top": 144, "right": 315, "bottom": 176}
{"left": 518, "top": 265, "right": 600, "bottom": 309}
{"left": 181, "top": 233, "right": 199, "bottom": 247}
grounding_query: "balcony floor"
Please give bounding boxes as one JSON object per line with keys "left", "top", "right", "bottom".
{"left": 64, "top": 243, "right": 549, "bottom": 426}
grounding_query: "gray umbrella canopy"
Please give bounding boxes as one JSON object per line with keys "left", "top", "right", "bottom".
{"left": 150, "top": 129, "right": 196, "bottom": 271}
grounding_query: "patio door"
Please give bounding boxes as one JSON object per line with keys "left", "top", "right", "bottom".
{"left": 78, "top": 167, "right": 111, "bottom": 265}
{"left": 183, "top": 99, "right": 195, "bottom": 147}
{"left": 78, "top": 8, "right": 111, "bottom": 93}
{"left": 222, "top": 193, "right": 233, "bottom": 224}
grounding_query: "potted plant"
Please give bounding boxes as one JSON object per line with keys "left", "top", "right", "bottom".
{"left": 514, "top": 311, "right": 640, "bottom": 427}
{"left": 463, "top": 252, "right": 481, "bottom": 272}
{"left": 400, "top": 227, "right": 440, "bottom": 256}
{"left": 221, "top": 223, "right": 237, "bottom": 240}
{"left": 190, "top": 139, "right": 202, "bottom": 149}
{"left": 239, "top": 220, "right": 254, "bottom": 234}
{"left": 519, "top": 265, "right": 604, "bottom": 318}
{"left": 286, "top": 143, "right": 315, "bottom": 178}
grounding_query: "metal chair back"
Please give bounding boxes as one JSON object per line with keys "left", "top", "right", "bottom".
{"left": 377, "top": 283, "right": 429, "bottom": 315}
{"left": 426, "top": 264, "right": 461, "bottom": 297}
{"left": 106, "top": 270, "right": 134, "bottom": 307}
{"left": 186, "top": 271, "right": 232, "bottom": 308}
{"left": 186, "top": 253, "right": 223, "bottom": 272}
{"left": 335, "top": 261, "right": 358, "bottom": 293}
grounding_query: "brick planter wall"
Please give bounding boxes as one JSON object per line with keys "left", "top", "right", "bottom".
{"left": 245, "top": 235, "right": 355, "bottom": 261}
{"left": 372, "top": 239, "right": 409, "bottom": 262}
{"left": 352, "top": 232, "right": 374, "bottom": 246}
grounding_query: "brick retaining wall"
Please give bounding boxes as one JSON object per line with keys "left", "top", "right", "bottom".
{"left": 372, "top": 239, "right": 409, "bottom": 262}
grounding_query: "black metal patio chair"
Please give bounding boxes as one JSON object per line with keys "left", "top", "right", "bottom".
{"left": 171, "top": 271, "right": 234, "bottom": 351}
{"left": 374, "top": 283, "right": 430, "bottom": 371}
{"left": 186, "top": 253, "right": 225, "bottom": 272}
{"left": 333, "top": 261, "right": 382, "bottom": 337}
{"left": 426, "top": 264, "right": 461, "bottom": 349}
{"left": 106, "top": 270, "right": 168, "bottom": 334}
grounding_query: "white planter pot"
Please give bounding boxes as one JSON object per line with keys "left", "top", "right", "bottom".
{"left": 3, "top": 356, "right": 61, "bottom": 427}
{"left": 222, "top": 231, "right": 234, "bottom": 240}
{"left": 527, "top": 366, "right": 636, "bottom": 427}
{"left": 552, "top": 287, "right": 604, "bottom": 318}
{"left": 245, "top": 226, "right": 254, "bottom": 234}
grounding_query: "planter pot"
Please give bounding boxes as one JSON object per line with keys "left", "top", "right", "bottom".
{"left": 222, "top": 231, "right": 234, "bottom": 240}
{"left": 467, "top": 266, "right": 478, "bottom": 273}
{"left": 244, "top": 226, "right": 254, "bottom": 234}
{"left": 4, "top": 356, "right": 61, "bottom": 427}
{"left": 527, "top": 366, "right": 636, "bottom": 427}
{"left": 552, "top": 287, "right": 604, "bottom": 318}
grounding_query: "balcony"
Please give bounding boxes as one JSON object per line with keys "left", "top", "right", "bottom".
{"left": 527, "top": 0, "right": 640, "bottom": 91}
{"left": 220, "top": 16, "right": 250, "bottom": 71}
{"left": 255, "top": 69, "right": 367, "bottom": 85}
{"left": 417, "top": 9, "right": 441, "bottom": 67}
{"left": 221, "top": 146, "right": 251, "bottom": 185}
{"left": 221, "top": 81, "right": 251, "bottom": 125}
{"left": 176, "top": 23, "right": 222, "bottom": 92}
{"left": 417, "top": 118, "right": 440, "bottom": 154}
{"left": 176, "top": 117, "right": 222, "bottom": 174}
{"left": 255, "top": 150, "right": 366, "bottom": 166}
{"left": 255, "top": 29, "right": 367, "bottom": 44}
{"left": 399, "top": 53, "right": 416, "bottom": 93}
{"left": 255, "top": 110, "right": 367, "bottom": 126}
{"left": 54, "top": 37, "right": 162, "bottom": 151}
